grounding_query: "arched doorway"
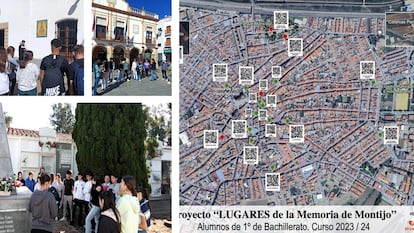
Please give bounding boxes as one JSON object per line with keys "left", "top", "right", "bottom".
{"left": 144, "top": 48, "right": 153, "bottom": 62}
{"left": 113, "top": 46, "right": 125, "bottom": 65}
{"left": 129, "top": 47, "right": 140, "bottom": 63}
{"left": 92, "top": 46, "right": 107, "bottom": 63}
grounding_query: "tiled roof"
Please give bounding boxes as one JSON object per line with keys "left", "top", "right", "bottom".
{"left": 7, "top": 128, "right": 73, "bottom": 143}
{"left": 56, "top": 133, "right": 72, "bottom": 142}
{"left": 7, "top": 128, "right": 39, "bottom": 138}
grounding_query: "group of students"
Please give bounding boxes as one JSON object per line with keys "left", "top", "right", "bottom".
{"left": 93, "top": 57, "right": 170, "bottom": 95}
{"left": 0, "top": 39, "right": 84, "bottom": 96}
{"left": 21, "top": 168, "right": 151, "bottom": 233}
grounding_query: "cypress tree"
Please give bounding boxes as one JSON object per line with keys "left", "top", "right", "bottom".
{"left": 72, "top": 103, "right": 149, "bottom": 191}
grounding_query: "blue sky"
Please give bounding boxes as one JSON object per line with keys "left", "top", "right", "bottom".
{"left": 126, "top": 0, "right": 171, "bottom": 19}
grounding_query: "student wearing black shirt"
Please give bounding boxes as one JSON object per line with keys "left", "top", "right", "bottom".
{"left": 60, "top": 170, "right": 74, "bottom": 222}
{"left": 39, "top": 39, "right": 74, "bottom": 96}
{"left": 85, "top": 177, "right": 102, "bottom": 233}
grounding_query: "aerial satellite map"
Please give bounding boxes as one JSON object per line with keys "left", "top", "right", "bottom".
{"left": 179, "top": 0, "right": 414, "bottom": 206}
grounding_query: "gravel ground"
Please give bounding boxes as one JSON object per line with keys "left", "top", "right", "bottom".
{"left": 53, "top": 218, "right": 172, "bottom": 233}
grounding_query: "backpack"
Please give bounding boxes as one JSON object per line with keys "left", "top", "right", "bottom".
{"left": 41, "top": 55, "right": 65, "bottom": 96}
{"left": 48, "top": 186, "right": 60, "bottom": 202}
{"left": 71, "top": 60, "right": 84, "bottom": 95}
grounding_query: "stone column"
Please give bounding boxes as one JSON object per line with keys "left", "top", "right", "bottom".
{"left": 0, "top": 104, "right": 13, "bottom": 178}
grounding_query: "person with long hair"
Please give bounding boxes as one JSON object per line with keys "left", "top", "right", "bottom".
{"left": 116, "top": 175, "right": 141, "bottom": 233}
{"left": 85, "top": 176, "right": 102, "bottom": 233}
{"left": 16, "top": 50, "right": 39, "bottom": 95}
{"left": 52, "top": 173, "right": 63, "bottom": 207}
{"left": 98, "top": 190, "right": 121, "bottom": 233}
{"left": 0, "top": 48, "right": 10, "bottom": 95}
{"left": 16, "top": 171, "right": 25, "bottom": 187}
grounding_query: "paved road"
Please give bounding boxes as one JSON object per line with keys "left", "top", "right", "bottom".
{"left": 97, "top": 70, "right": 172, "bottom": 96}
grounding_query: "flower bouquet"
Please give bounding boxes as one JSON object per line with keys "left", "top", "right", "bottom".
{"left": 0, "top": 177, "right": 13, "bottom": 196}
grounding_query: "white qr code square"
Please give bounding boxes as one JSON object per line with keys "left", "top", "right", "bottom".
{"left": 289, "top": 125, "right": 304, "bottom": 143}
{"left": 239, "top": 66, "right": 254, "bottom": 85}
{"left": 245, "top": 108, "right": 252, "bottom": 118}
{"left": 360, "top": 61, "right": 375, "bottom": 79}
{"left": 243, "top": 146, "right": 258, "bottom": 164}
{"left": 384, "top": 126, "right": 399, "bottom": 144}
{"left": 203, "top": 130, "right": 218, "bottom": 148}
{"left": 213, "top": 63, "right": 228, "bottom": 82}
{"left": 265, "top": 124, "right": 277, "bottom": 137}
{"left": 249, "top": 93, "right": 257, "bottom": 103}
{"left": 266, "top": 95, "right": 277, "bottom": 107}
{"left": 232, "top": 120, "right": 247, "bottom": 138}
{"left": 179, "top": 46, "right": 183, "bottom": 64}
{"left": 274, "top": 11, "right": 288, "bottom": 29}
{"left": 265, "top": 173, "right": 280, "bottom": 191}
{"left": 259, "top": 109, "right": 267, "bottom": 121}
{"left": 288, "top": 38, "right": 303, "bottom": 57}
{"left": 259, "top": 80, "right": 268, "bottom": 91}
{"left": 272, "top": 66, "right": 282, "bottom": 79}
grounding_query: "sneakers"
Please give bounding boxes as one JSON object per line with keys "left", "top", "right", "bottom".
{"left": 59, "top": 217, "right": 66, "bottom": 222}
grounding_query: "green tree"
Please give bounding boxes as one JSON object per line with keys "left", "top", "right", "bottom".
{"left": 72, "top": 103, "right": 149, "bottom": 190}
{"left": 144, "top": 104, "right": 172, "bottom": 146}
{"left": 146, "top": 137, "right": 159, "bottom": 160}
{"left": 50, "top": 103, "right": 75, "bottom": 133}
{"left": 4, "top": 112, "right": 12, "bottom": 128}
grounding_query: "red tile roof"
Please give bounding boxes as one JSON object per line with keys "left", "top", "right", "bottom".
{"left": 7, "top": 128, "right": 73, "bottom": 143}
{"left": 7, "top": 128, "right": 39, "bottom": 138}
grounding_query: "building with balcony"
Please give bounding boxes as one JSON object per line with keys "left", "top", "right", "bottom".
{"left": 157, "top": 16, "right": 172, "bottom": 63}
{"left": 0, "top": 0, "right": 84, "bottom": 63}
{"left": 7, "top": 127, "right": 78, "bottom": 178}
{"left": 92, "top": 0, "right": 159, "bottom": 65}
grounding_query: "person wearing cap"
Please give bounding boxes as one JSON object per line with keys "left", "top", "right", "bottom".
{"left": 39, "top": 38, "right": 74, "bottom": 96}
{"left": 18, "top": 40, "right": 26, "bottom": 61}
{"left": 60, "top": 170, "right": 74, "bottom": 222}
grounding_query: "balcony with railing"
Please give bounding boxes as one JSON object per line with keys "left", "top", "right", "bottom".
{"left": 130, "top": 7, "right": 159, "bottom": 20}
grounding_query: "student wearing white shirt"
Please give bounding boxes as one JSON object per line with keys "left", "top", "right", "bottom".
{"left": 72, "top": 173, "right": 85, "bottom": 226}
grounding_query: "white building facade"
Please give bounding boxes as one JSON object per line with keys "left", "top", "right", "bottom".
{"left": 7, "top": 127, "right": 78, "bottom": 178}
{"left": 0, "top": 0, "right": 84, "bottom": 62}
{"left": 156, "top": 16, "right": 172, "bottom": 63}
{"left": 92, "top": 0, "right": 159, "bottom": 65}
{"left": 147, "top": 143, "right": 171, "bottom": 198}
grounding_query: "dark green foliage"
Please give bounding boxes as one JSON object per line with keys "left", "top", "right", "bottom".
{"left": 72, "top": 103, "right": 149, "bottom": 191}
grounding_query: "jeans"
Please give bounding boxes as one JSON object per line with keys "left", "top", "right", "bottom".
{"left": 138, "top": 231, "right": 147, "bottom": 233}
{"left": 137, "top": 71, "right": 141, "bottom": 80}
{"left": 151, "top": 70, "right": 156, "bottom": 80}
{"left": 72, "top": 199, "right": 85, "bottom": 225}
{"left": 133, "top": 70, "right": 138, "bottom": 80}
{"left": 93, "top": 77, "right": 100, "bottom": 95}
{"left": 18, "top": 88, "right": 37, "bottom": 96}
{"left": 85, "top": 205, "right": 100, "bottom": 233}
{"left": 118, "top": 70, "right": 122, "bottom": 81}
{"left": 162, "top": 70, "right": 167, "bottom": 79}
{"left": 62, "top": 195, "right": 73, "bottom": 221}
{"left": 9, "top": 78, "right": 16, "bottom": 95}
{"left": 103, "top": 76, "right": 108, "bottom": 89}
